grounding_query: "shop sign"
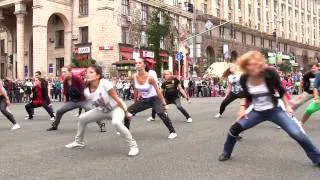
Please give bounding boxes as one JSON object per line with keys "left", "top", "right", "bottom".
{"left": 141, "top": 51, "right": 154, "bottom": 58}
{"left": 77, "top": 47, "right": 91, "bottom": 54}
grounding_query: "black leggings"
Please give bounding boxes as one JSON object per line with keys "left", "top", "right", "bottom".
{"left": 219, "top": 92, "right": 244, "bottom": 115}
{"left": 151, "top": 98, "right": 190, "bottom": 119}
{"left": 0, "top": 96, "right": 16, "bottom": 125}
{"left": 125, "top": 96, "right": 175, "bottom": 133}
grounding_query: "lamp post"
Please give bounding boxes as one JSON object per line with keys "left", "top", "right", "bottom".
{"left": 192, "top": 5, "right": 197, "bottom": 78}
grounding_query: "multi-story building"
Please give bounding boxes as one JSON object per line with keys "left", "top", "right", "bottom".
{"left": 193, "top": 0, "right": 320, "bottom": 74}
{"left": 0, "top": 0, "right": 193, "bottom": 79}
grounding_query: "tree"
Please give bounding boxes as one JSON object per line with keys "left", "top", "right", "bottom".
{"left": 278, "top": 60, "right": 292, "bottom": 74}
{"left": 146, "top": 11, "right": 171, "bottom": 75}
{"left": 260, "top": 48, "right": 269, "bottom": 58}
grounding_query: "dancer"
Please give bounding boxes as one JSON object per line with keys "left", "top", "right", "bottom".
{"left": 291, "top": 63, "right": 318, "bottom": 110}
{"left": 47, "top": 66, "right": 106, "bottom": 132}
{"left": 146, "top": 68, "right": 159, "bottom": 122}
{"left": 0, "top": 80, "right": 20, "bottom": 130}
{"left": 160, "top": 70, "right": 192, "bottom": 123}
{"left": 124, "top": 58, "right": 177, "bottom": 139}
{"left": 300, "top": 71, "right": 320, "bottom": 125}
{"left": 215, "top": 63, "right": 244, "bottom": 118}
{"left": 65, "top": 65, "right": 139, "bottom": 156}
{"left": 218, "top": 51, "right": 320, "bottom": 167}
{"left": 25, "top": 71, "right": 55, "bottom": 118}
{"left": 25, "top": 77, "right": 55, "bottom": 120}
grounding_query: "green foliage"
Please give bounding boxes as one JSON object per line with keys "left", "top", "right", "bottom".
{"left": 146, "top": 10, "right": 171, "bottom": 75}
{"left": 278, "top": 60, "right": 292, "bottom": 73}
{"left": 71, "top": 52, "right": 96, "bottom": 68}
{"left": 260, "top": 48, "right": 269, "bottom": 58}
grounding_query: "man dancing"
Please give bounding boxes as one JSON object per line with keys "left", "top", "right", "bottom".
{"left": 47, "top": 66, "right": 106, "bottom": 132}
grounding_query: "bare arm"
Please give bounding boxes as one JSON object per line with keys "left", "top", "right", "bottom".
{"left": 0, "top": 87, "right": 10, "bottom": 105}
{"left": 225, "top": 80, "right": 231, "bottom": 97}
{"left": 149, "top": 77, "right": 167, "bottom": 105}
{"left": 108, "top": 88, "right": 128, "bottom": 113}
{"left": 177, "top": 84, "right": 189, "bottom": 99}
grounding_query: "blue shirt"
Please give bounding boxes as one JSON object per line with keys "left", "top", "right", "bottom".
{"left": 312, "top": 73, "right": 320, "bottom": 93}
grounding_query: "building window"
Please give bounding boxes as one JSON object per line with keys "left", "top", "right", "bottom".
{"left": 56, "top": 58, "right": 64, "bottom": 76}
{"left": 268, "top": 40, "right": 272, "bottom": 49}
{"left": 242, "top": 32, "right": 246, "bottom": 44}
{"left": 202, "top": 3, "right": 207, "bottom": 14}
{"left": 261, "top": 38, "right": 264, "bottom": 48}
{"left": 122, "top": 0, "right": 129, "bottom": 16}
{"left": 173, "top": 0, "right": 178, "bottom": 6}
{"left": 141, "top": 4, "right": 148, "bottom": 21}
{"left": 55, "top": 30, "right": 64, "bottom": 48}
{"left": 121, "top": 27, "right": 130, "bottom": 44}
{"left": 252, "top": 35, "right": 256, "bottom": 46}
{"left": 141, "top": 31, "right": 147, "bottom": 46}
{"left": 174, "top": 14, "right": 179, "bottom": 28}
{"left": 160, "top": 37, "right": 164, "bottom": 49}
{"left": 284, "top": 43, "right": 288, "bottom": 53}
{"left": 80, "top": 26, "right": 89, "bottom": 43}
{"left": 219, "top": 27, "right": 225, "bottom": 38}
{"left": 0, "top": 39, "right": 4, "bottom": 54}
{"left": 159, "top": 11, "right": 164, "bottom": 24}
{"left": 79, "top": 0, "right": 88, "bottom": 15}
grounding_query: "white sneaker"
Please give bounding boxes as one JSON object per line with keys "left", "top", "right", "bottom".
{"left": 168, "top": 133, "right": 177, "bottom": 139}
{"left": 50, "top": 117, "right": 55, "bottom": 121}
{"left": 116, "top": 132, "right": 121, "bottom": 136}
{"left": 128, "top": 147, "right": 139, "bottom": 156}
{"left": 11, "top": 124, "right": 21, "bottom": 130}
{"left": 215, "top": 113, "right": 222, "bottom": 118}
{"left": 73, "top": 114, "right": 79, "bottom": 117}
{"left": 65, "top": 141, "right": 85, "bottom": 148}
{"left": 276, "top": 126, "right": 281, "bottom": 129}
{"left": 25, "top": 114, "right": 35, "bottom": 117}
{"left": 186, "top": 118, "right": 193, "bottom": 123}
{"left": 146, "top": 117, "right": 155, "bottom": 122}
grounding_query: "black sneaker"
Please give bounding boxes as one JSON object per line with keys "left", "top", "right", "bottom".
{"left": 47, "top": 126, "right": 58, "bottom": 131}
{"left": 100, "top": 123, "right": 106, "bottom": 132}
{"left": 236, "top": 135, "right": 243, "bottom": 141}
{"left": 218, "top": 153, "right": 230, "bottom": 161}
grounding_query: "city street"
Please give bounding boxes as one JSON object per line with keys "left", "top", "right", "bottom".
{"left": 0, "top": 97, "right": 319, "bottom": 180}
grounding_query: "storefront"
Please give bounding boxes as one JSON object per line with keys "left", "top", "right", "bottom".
{"left": 72, "top": 43, "right": 93, "bottom": 67}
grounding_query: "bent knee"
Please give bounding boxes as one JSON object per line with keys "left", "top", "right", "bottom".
{"left": 229, "top": 122, "right": 244, "bottom": 137}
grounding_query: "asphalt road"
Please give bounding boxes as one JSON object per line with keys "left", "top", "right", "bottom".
{"left": 0, "top": 97, "right": 319, "bottom": 180}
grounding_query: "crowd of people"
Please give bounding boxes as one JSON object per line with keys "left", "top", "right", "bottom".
{"left": 0, "top": 50, "right": 320, "bottom": 168}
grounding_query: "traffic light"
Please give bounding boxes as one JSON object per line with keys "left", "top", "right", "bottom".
{"left": 9, "top": 55, "right": 13, "bottom": 64}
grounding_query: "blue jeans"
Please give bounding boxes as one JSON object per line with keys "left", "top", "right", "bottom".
{"left": 223, "top": 107, "right": 320, "bottom": 164}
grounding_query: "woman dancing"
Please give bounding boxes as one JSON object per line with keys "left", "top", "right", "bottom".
{"left": 0, "top": 80, "right": 20, "bottom": 130}
{"left": 65, "top": 65, "right": 139, "bottom": 156}
{"left": 125, "top": 58, "right": 177, "bottom": 139}
{"left": 215, "top": 63, "right": 244, "bottom": 118}
{"left": 218, "top": 51, "right": 320, "bottom": 167}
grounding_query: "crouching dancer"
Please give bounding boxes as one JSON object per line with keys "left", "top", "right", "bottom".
{"left": 65, "top": 65, "right": 139, "bottom": 156}
{"left": 218, "top": 51, "right": 320, "bottom": 167}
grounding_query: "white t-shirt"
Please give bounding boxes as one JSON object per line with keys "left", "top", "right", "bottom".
{"left": 248, "top": 82, "right": 274, "bottom": 111}
{"left": 84, "top": 79, "right": 118, "bottom": 112}
{"left": 228, "top": 73, "right": 243, "bottom": 94}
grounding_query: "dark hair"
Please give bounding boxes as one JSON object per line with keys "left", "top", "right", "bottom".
{"left": 309, "top": 63, "right": 319, "bottom": 68}
{"left": 88, "top": 65, "right": 103, "bottom": 79}
{"left": 35, "top": 71, "right": 41, "bottom": 76}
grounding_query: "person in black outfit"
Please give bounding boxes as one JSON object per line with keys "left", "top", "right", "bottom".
{"left": 25, "top": 77, "right": 55, "bottom": 120}
{"left": 149, "top": 70, "right": 192, "bottom": 123}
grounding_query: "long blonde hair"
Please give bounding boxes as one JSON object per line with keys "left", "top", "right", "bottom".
{"left": 237, "top": 51, "right": 266, "bottom": 74}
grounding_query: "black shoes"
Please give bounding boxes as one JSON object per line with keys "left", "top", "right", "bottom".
{"left": 47, "top": 126, "right": 58, "bottom": 131}
{"left": 100, "top": 123, "right": 106, "bottom": 132}
{"left": 218, "top": 153, "right": 231, "bottom": 161}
